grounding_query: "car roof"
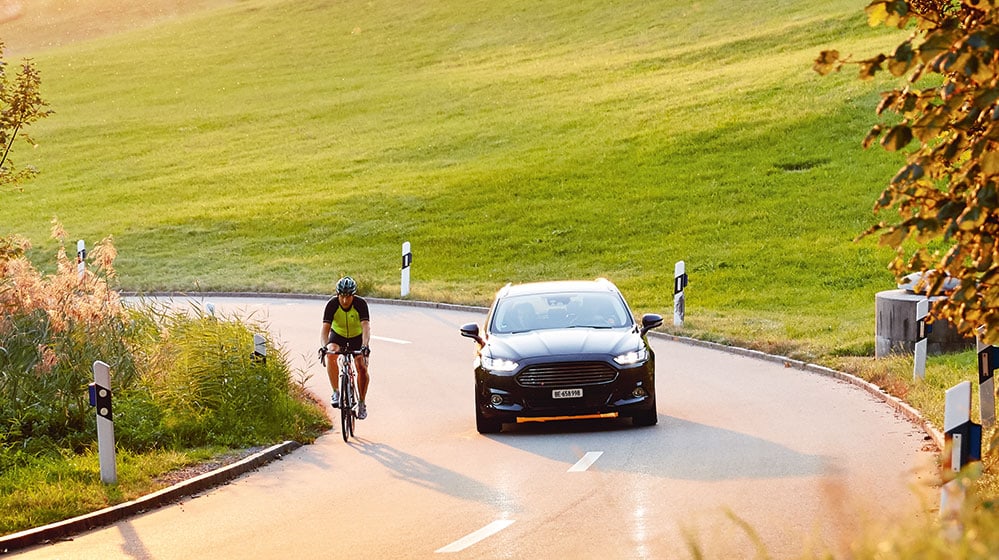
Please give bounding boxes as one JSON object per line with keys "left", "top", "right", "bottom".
{"left": 496, "top": 279, "right": 620, "bottom": 298}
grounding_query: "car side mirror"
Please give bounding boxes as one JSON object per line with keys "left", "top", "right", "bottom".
{"left": 640, "top": 313, "right": 663, "bottom": 336}
{"left": 460, "top": 322, "right": 485, "bottom": 346}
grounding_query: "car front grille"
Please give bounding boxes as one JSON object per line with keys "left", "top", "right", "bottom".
{"left": 516, "top": 362, "right": 617, "bottom": 388}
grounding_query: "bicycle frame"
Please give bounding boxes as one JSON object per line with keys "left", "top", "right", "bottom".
{"left": 322, "top": 347, "right": 365, "bottom": 442}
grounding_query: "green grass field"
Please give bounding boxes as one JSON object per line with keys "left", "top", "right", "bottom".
{"left": 1, "top": 0, "right": 913, "bottom": 360}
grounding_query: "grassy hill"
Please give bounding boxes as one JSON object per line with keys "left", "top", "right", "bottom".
{"left": 1, "top": 0, "right": 911, "bottom": 358}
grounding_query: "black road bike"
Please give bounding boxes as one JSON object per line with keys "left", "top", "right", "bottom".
{"left": 320, "top": 347, "right": 366, "bottom": 442}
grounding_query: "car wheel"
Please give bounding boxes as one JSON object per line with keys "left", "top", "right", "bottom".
{"left": 475, "top": 401, "right": 502, "bottom": 434}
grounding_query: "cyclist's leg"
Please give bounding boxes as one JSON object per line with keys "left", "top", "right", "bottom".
{"left": 340, "top": 359, "right": 353, "bottom": 404}
{"left": 356, "top": 354, "right": 369, "bottom": 401}
{"left": 341, "top": 334, "right": 368, "bottom": 401}
{"left": 325, "top": 348, "right": 339, "bottom": 391}
{"left": 327, "top": 333, "right": 348, "bottom": 406}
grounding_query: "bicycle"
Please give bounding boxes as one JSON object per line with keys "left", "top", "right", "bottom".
{"left": 320, "top": 346, "right": 366, "bottom": 442}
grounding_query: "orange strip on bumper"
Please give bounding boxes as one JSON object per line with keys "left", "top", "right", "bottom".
{"left": 516, "top": 412, "right": 619, "bottom": 423}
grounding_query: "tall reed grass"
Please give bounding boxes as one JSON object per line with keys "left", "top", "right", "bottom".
{"left": 0, "top": 220, "right": 132, "bottom": 462}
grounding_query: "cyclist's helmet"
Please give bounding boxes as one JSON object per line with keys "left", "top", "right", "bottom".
{"left": 336, "top": 276, "right": 358, "bottom": 296}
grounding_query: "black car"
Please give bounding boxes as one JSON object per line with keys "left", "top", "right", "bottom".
{"left": 460, "top": 279, "right": 663, "bottom": 433}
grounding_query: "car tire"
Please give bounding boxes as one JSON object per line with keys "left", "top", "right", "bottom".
{"left": 475, "top": 402, "right": 503, "bottom": 434}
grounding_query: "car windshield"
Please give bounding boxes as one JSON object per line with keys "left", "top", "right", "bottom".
{"left": 490, "top": 291, "right": 633, "bottom": 334}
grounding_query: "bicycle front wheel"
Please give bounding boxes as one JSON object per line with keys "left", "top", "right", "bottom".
{"left": 347, "top": 403, "right": 355, "bottom": 438}
{"left": 340, "top": 401, "right": 351, "bottom": 442}
{"left": 340, "top": 373, "right": 352, "bottom": 442}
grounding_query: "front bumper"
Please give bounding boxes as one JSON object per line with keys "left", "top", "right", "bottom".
{"left": 475, "top": 361, "right": 655, "bottom": 423}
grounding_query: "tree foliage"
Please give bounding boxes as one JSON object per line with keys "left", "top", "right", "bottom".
{"left": 0, "top": 39, "right": 52, "bottom": 192}
{"left": 816, "top": 0, "right": 999, "bottom": 343}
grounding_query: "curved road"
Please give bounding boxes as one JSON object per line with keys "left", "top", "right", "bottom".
{"left": 10, "top": 296, "right": 937, "bottom": 559}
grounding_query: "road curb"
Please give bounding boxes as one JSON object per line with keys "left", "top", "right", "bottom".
{"left": 0, "top": 441, "right": 300, "bottom": 554}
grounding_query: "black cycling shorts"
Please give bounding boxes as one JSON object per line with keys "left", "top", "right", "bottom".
{"left": 329, "top": 332, "right": 364, "bottom": 353}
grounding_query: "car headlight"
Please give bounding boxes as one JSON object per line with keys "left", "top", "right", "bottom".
{"left": 613, "top": 347, "right": 648, "bottom": 366}
{"left": 481, "top": 355, "right": 519, "bottom": 372}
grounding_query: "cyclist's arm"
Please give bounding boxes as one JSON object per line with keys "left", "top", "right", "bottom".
{"left": 361, "top": 320, "right": 371, "bottom": 348}
{"left": 320, "top": 298, "right": 337, "bottom": 350}
{"left": 321, "top": 322, "right": 332, "bottom": 349}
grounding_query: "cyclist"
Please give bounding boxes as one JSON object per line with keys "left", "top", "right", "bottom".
{"left": 321, "top": 276, "right": 372, "bottom": 419}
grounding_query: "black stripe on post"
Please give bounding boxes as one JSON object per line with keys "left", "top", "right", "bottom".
{"left": 91, "top": 383, "right": 113, "bottom": 421}
{"left": 674, "top": 273, "right": 688, "bottom": 295}
{"left": 945, "top": 421, "right": 983, "bottom": 472}
{"left": 916, "top": 317, "right": 932, "bottom": 342}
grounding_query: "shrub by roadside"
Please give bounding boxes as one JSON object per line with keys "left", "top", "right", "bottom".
{"left": 0, "top": 224, "right": 330, "bottom": 535}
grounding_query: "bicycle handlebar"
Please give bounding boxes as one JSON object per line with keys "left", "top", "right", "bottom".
{"left": 318, "top": 346, "right": 369, "bottom": 367}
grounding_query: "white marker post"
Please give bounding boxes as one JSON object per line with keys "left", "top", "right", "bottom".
{"left": 89, "top": 361, "right": 117, "bottom": 484}
{"left": 401, "top": 241, "right": 413, "bottom": 298}
{"left": 76, "top": 239, "right": 86, "bottom": 282}
{"left": 673, "top": 260, "right": 687, "bottom": 327}
{"left": 252, "top": 333, "right": 267, "bottom": 365}
{"left": 977, "top": 337, "right": 997, "bottom": 430}
{"left": 940, "top": 381, "right": 982, "bottom": 540}
{"left": 913, "top": 298, "right": 930, "bottom": 380}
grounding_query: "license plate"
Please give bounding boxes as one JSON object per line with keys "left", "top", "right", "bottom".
{"left": 552, "top": 388, "right": 583, "bottom": 399}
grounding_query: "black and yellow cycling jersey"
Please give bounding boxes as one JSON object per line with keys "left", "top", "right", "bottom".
{"left": 323, "top": 295, "right": 370, "bottom": 338}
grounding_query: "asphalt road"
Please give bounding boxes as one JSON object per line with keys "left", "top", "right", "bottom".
{"left": 7, "top": 296, "right": 938, "bottom": 559}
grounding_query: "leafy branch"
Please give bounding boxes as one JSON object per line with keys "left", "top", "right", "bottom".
{"left": 816, "top": 0, "right": 999, "bottom": 343}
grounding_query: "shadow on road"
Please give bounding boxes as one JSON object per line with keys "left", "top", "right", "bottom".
{"left": 115, "top": 521, "right": 152, "bottom": 560}
{"left": 487, "top": 415, "right": 829, "bottom": 481}
{"left": 349, "top": 437, "right": 522, "bottom": 511}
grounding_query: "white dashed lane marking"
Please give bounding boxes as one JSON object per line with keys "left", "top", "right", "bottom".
{"left": 436, "top": 520, "right": 516, "bottom": 553}
{"left": 568, "top": 451, "right": 603, "bottom": 472}
{"left": 372, "top": 335, "right": 411, "bottom": 344}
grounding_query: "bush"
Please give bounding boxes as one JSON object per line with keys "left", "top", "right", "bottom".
{"left": 130, "top": 301, "right": 329, "bottom": 448}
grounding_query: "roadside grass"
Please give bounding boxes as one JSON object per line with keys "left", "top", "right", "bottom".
{"left": 0, "top": 446, "right": 236, "bottom": 535}
{"left": 844, "top": 491, "right": 999, "bottom": 560}
{"left": 2, "top": 0, "right": 998, "bottom": 554}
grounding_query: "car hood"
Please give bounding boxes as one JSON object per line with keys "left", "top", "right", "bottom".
{"left": 486, "top": 328, "right": 640, "bottom": 361}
